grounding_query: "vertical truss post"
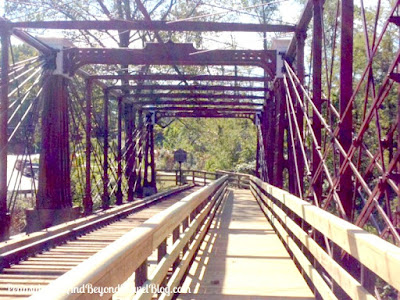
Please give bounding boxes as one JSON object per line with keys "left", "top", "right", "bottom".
{"left": 33, "top": 75, "right": 74, "bottom": 232}
{"left": 266, "top": 95, "right": 276, "bottom": 184}
{"left": 285, "top": 70, "right": 297, "bottom": 194}
{"left": 273, "top": 79, "right": 285, "bottom": 189}
{"left": 0, "top": 29, "right": 10, "bottom": 240}
{"left": 287, "top": 112, "right": 296, "bottom": 194}
{"left": 37, "top": 76, "right": 72, "bottom": 208}
{"left": 84, "top": 79, "right": 93, "bottom": 214}
{"left": 312, "top": 0, "right": 323, "bottom": 204}
{"left": 398, "top": 83, "right": 400, "bottom": 225}
{"left": 143, "top": 117, "right": 150, "bottom": 188}
{"left": 136, "top": 110, "right": 144, "bottom": 198}
{"left": 142, "top": 112, "right": 157, "bottom": 196}
{"left": 116, "top": 97, "right": 123, "bottom": 205}
{"left": 296, "top": 31, "right": 306, "bottom": 196}
{"left": 339, "top": 0, "right": 354, "bottom": 220}
{"left": 102, "top": 90, "right": 110, "bottom": 209}
{"left": 335, "top": 2, "right": 359, "bottom": 294}
{"left": 149, "top": 116, "right": 157, "bottom": 192}
{"left": 125, "top": 103, "right": 136, "bottom": 202}
{"left": 256, "top": 126, "right": 260, "bottom": 178}
{"left": 261, "top": 110, "right": 268, "bottom": 181}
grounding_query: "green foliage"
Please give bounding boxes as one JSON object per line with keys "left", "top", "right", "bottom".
{"left": 156, "top": 118, "right": 256, "bottom": 173}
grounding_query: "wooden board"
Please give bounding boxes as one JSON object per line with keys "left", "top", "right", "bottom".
{"left": 251, "top": 177, "right": 400, "bottom": 291}
{"left": 179, "top": 189, "right": 314, "bottom": 299}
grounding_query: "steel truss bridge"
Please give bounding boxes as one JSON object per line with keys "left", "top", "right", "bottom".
{"left": 0, "top": 0, "right": 400, "bottom": 299}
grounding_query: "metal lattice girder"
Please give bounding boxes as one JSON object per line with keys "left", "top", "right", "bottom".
{"left": 129, "top": 100, "right": 262, "bottom": 108}
{"left": 123, "top": 93, "right": 264, "bottom": 101}
{"left": 143, "top": 107, "right": 260, "bottom": 113}
{"left": 90, "top": 74, "right": 267, "bottom": 82}
{"left": 63, "top": 42, "right": 276, "bottom": 77}
{"left": 156, "top": 111, "right": 256, "bottom": 121}
{"left": 107, "top": 84, "right": 267, "bottom": 93}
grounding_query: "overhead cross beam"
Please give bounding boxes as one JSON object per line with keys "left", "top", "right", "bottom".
{"left": 63, "top": 42, "right": 276, "bottom": 77}
{"left": 6, "top": 20, "right": 296, "bottom": 33}
{"left": 155, "top": 111, "right": 257, "bottom": 121}
{"left": 90, "top": 74, "right": 267, "bottom": 82}
{"left": 122, "top": 93, "right": 263, "bottom": 100}
{"left": 148, "top": 107, "right": 260, "bottom": 112}
{"left": 107, "top": 84, "right": 267, "bottom": 93}
{"left": 129, "top": 100, "right": 262, "bottom": 107}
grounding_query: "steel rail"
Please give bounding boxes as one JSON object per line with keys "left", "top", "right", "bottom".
{"left": 0, "top": 185, "right": 192, "bottom": 267}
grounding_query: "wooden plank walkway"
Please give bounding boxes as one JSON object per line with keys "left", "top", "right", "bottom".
{"left": 179, "top": 189, "right": 315, "bottom": 300}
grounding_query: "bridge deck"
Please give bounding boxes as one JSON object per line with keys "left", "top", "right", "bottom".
{"left": 179, "top": 189, "right": 315, "bottom": 300}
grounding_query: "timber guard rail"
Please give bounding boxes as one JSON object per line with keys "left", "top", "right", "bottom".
{"left": 250, "top": 176, "right": 400, "bottom": 300}
{"left": 30, "top": 175, "right": 229, "bottom": 300}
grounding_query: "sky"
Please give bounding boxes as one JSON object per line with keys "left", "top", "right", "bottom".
{"left": 0, "top": 0, "right": 303, "bottom": 49}
{"left": 1, "top": 0, "right": 382, "bottom": 54}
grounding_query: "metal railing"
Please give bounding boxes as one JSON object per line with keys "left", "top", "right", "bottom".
{"left": 30, "top": 175, "right": 229, "bottom": 300}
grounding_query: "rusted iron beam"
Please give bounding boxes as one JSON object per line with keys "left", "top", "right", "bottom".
{"left": 9, "top": 20, "right": 296, "bottom": 33}
{"left": 83, "top": 79, "right": 93, "bottom": 214}
{"left": 116, "top": 97, "right": 123, "bottom": 205}
{"left": 136, "top": 111, "right": 144, "bottom": 198}
{"left": 143, "top": 125, "right": 150, "bottom": 189}
{"left": 261, "top": 111, "right": 269, "bottom": 181}
{"left": 0, "top": 18, "right": 53, "bottom": 55}
{"left": 156, "top": 111, "right": 255, "bottom": 120}
{"left": 90, "top": 74, "right": 267, "bottom": 82}
{"left": 76, "top": 69, "right": 122, "bottom": 98}
{"left": 339, "top": 0, "right": 354, "bottom": 220}
{"left": 129, "top": 100, "right": 262, "bottom": 107}
{"left": 12, "top": 30, "right": 54, "bottom": 55}
{"left": 144, "top": 107, "right": 260, "bottom": 113}
{"left": 125, "top": 103, "right": 136, "bottom": 202}
{"left": 295, "top": 31, "right": 306, "bottom": 196}
{"left": 36, "top": 75, "right": 72, "bottom": 209}
{"left": 124, "top": 93, "right": 264, "bottom": 100}
{"left": 63, "top": 43, "right": 276, "bottom": 77}
{"left": 108, "top": 84, "right": 266, "bottom": 92}
{"left": 265, "top": 96, "right": 276, "bottom": 184}
{"left": 287, "top": 0, "right": 325, "bottom": 58}
{"left": 312, "top": 0, "right": 322, "bottom": 204}
{"left": 256, "top": 125, "right": 260, "bottom": 177}
{"left": 0, "top": 29, "right": 10, "bottom": 241}
{"left": 102, "top": 90, "right": 110, "bottom": 209}
{"left": 287, "top": 0, "right": 313, "bottom": 58}
{"left": 273, "top": 80, "right": 285, "bottom": 188}
{"left": 149, "top": 122, "right": 156, "bottom": 191}
{"left": 133, "top": 0, "right": 189, "bottom": 88}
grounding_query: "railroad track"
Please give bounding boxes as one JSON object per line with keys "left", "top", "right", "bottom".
{"left": 0, "top": 186, "right": 198, "bottom": 299}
